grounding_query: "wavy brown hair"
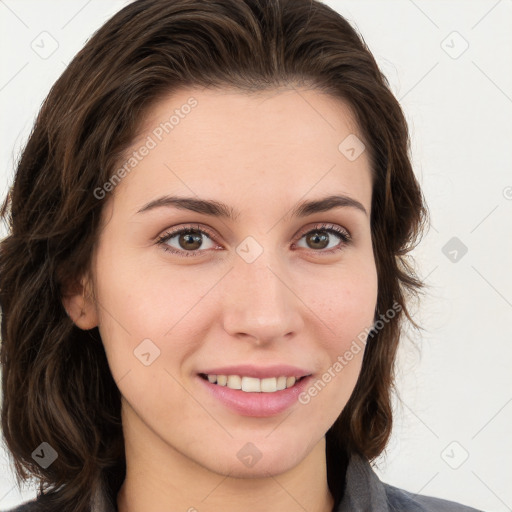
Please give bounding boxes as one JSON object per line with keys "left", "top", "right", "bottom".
{"left": 0, "top": 0, "right": 429, "bottom": 510}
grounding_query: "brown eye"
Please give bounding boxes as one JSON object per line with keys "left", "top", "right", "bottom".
{"left": 295, "top": 224, "right": 351, "bottom": 254}
{"left": 305, "top": 231, "right": 330, "bottom": 250}
{"left": 156, "top": 223, "right": 351, "bottom": 258}
{"left": 157, "top": 226, "right": 217, "bottom": 257}
{"left": 178, "top": 231, "right": 203, "bottom": 250}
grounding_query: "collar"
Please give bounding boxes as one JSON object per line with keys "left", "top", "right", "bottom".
{"left": 336, "top": 453, "right": 389, "bottom": 511}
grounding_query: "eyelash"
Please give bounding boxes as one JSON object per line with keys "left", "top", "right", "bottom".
{"left": 155, "top": 223, "right": 352, "bottom": 258}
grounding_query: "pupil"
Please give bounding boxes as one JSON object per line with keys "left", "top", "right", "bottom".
{"left": 181, "top": 232, "right": 202, "bottom": 250}
{"left": 309, "top": 231, "right": 328, "bottom": 249}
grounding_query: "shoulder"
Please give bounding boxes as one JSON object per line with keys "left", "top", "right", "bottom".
{"left": 1, "top": 499, "right": 40, "bottom": 512}
{"left": 337, "top": 453, "right": 484, "bottom": 512}
{"left": 1, "top": 493, "right": 62, "bottom": 512}
{"left": 1, "top": 485, "right": 117, "bottom": 512}
{"left": 383, "top": 482, "right": 484, "bottom": 512}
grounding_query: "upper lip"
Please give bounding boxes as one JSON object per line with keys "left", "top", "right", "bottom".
{"left": 198, "top": 364, "right": 312, "bottom": 379}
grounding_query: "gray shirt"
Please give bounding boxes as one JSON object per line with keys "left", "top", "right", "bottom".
{"left": 3, "top": 453, "right": 484, "bottom": 511}
{"left": 337, "top": 454, "right": 483, "bottom": 511}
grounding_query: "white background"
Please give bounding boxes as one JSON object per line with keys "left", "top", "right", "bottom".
{"left": 0, "top": 1, "right": 511, "bottom": 511}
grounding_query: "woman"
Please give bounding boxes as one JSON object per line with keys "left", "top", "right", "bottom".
{"left": 0, "top": 0, "right": 483, "bottom": 511}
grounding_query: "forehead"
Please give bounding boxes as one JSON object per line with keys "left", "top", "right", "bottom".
{"left": 110, "top": 86, "right": 373, "bottom": 218}
{"left": 137, "top": 85, "right": 363, "bottom": 150}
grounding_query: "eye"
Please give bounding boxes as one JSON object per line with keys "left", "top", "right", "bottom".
{"left": 156, "top": 222, "right": 351, "bottom": 258}
{"left": 294, "top": 223, "right": 351, "bottom": 254}
{"left": 156, "top": 224, "right": 219, "bottom": 257}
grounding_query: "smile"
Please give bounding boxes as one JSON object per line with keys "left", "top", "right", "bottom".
{"left": 199, "top": 373, "right": 309, "bottom": 393}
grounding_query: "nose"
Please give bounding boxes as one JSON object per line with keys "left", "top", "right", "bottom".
{"left": 221, "top": 249, "right": 304, "bottom": 346}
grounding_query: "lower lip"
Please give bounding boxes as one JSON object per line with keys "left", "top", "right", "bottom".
{"left": 198, "top": 375, "right": 313, "bottom": 417}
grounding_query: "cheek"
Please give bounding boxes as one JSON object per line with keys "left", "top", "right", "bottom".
{"left": 93, "top": 246, "right": 188, "bottom": 334}
{"left": 296, "top": 268, "right": 376, "bottom": 418}
{"left": 92, "top": 247, "right": 215, "bottom": 376}
{"left": 310, "top": 260, "right": 378, "bottom": 349}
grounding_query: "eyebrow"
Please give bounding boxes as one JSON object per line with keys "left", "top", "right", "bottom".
{"left": 136, "top": 194, "right": 368, "bottom": 219}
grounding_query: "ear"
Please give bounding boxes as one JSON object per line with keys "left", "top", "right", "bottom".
{"left": 62, "top": 275, "right": 99, "bottom": 330}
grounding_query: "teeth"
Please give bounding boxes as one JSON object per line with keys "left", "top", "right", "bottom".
{"left": 242, "top": 376, "right": 261, "bottom": 392}
{"left": 261, "top": 377, "right": 276, "bottom": 392}
{"left": 204, "top": 374, "right": 302, "bottom": 393}
{"left": 276, "top": 376, "right": 287, "bottom": 390}
{"left": 227, "top": 375, "right": 242, "bottom": 389}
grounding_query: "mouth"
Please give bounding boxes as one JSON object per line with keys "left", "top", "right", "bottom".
{"left": 198, "top": 373, "right": 310, "bottom": 393}
{"left": 197, "top": 368, "right": 314, "bottom": 417}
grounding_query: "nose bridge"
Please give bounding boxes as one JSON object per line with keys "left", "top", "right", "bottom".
{"left": 221, "top": 241, "right": 302, "bottom": 342}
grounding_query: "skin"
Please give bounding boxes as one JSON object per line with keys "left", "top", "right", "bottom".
{"left": 64, "top": 86, "right": 378, "bottom": 512}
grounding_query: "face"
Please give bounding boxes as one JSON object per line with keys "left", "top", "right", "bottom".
{"left": 78, "top": 86, "right": 378, "bottom": 478}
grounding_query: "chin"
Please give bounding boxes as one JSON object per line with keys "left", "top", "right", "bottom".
{"left": 207, "top": 455, "right": 301, "bottom": 479}
{"left": 196, "top": 434, "right": 317, "bottom": 479}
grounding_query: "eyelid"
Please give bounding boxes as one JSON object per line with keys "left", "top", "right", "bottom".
{"left": 295, "top": 222, "right": 351, "bottom": 240}
{"left": 155, "top": 223, "right": 220, "bottom": 256}
{"left": 156, "top": 222, "right": 352, "bottom": 257}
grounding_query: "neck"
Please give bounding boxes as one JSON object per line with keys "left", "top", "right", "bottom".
{"left": 117, "top": 405, "right": 335, "bottom": 512}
